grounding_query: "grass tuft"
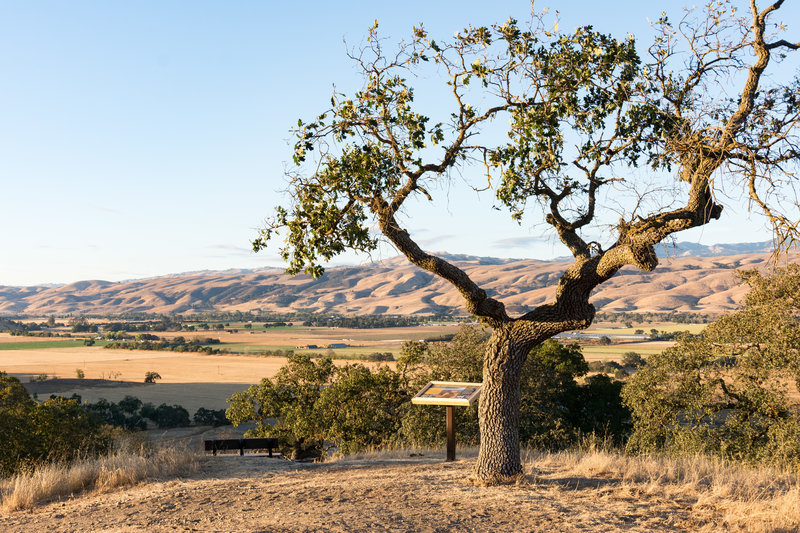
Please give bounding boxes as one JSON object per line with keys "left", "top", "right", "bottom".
{"left": 522, "top": 447, "right": 800, "bottom": 532}
{"left": 0, "top": 437, "right": 198, "bottom": 512}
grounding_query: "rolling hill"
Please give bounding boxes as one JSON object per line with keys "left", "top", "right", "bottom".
{"left": 0, "top": 248, "right": 786, "bottom": 316}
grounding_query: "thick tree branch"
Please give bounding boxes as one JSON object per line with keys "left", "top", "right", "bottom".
{"left": 371, "top": 196, "right": 509, "bottom": 325}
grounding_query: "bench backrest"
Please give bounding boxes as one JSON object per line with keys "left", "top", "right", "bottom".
{"left": 204, "top": 437, "right": 279, "bottom": 456}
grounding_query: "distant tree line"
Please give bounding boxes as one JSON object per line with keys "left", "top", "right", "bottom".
{"left": 9, "top": 310, "right": 466, "bottom": 328}
{"left": 70, "top": 395, "right": 227, "bottom": 431}
{"left": 104, "top": 336, "right": 222, "bottom": 354}
{"left": 299, "top": 314, "right": 452, "bottom": 328}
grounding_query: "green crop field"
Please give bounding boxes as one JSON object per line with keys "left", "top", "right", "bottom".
{"left": 215, "top": 343, "right": 399, "bottom": 360}
{"left": 0, "top": 340, "right": 86, "bottom": 350}
{"left": 215, "top": 343, "right": 297, "bottom": 353}
{"left": 581, "top": 344, "right": 666, "bottom": 361}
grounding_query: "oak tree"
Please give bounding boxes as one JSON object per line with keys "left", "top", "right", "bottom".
{"left": 255, "top": 1, "right": 800, "bottom": 481}
{"left": 623, "top": 265, "right": 800, "bottom": 463}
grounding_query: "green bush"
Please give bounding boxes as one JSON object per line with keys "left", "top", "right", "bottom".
{"left": 588, "top": 360, "right": 622, "bottom": 373}
{"left": 623, "top": 266, "right": 800, "bottom": 465}
{"left": 621, "top": 352, "right": 646, "bottom": 368}
{"left": 365, "top": 352, "right": 394, "bottom": 361}
{"left": 226, "top": 353, "right": 335, "bottom": 459}
{"left": 316, "top": 364, "right": 409, "bottom": 453}
{"left": 83, "top": 397, "right": 147, "bottom": 431}
{"left": 150, "top": 404, "right": 190, "bottom": 428}
{"left": 193, "top": 407, "right": 228, "bottom": 427}
{"left": 117, "top": 395, "right": 143, "bottom": 414}
{"left": 0, "top": 372, "right": 110, "bottom": 476}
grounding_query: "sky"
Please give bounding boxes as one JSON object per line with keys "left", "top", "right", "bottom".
{"left": 1, "top": 1, "right": 798, "bottom": 286}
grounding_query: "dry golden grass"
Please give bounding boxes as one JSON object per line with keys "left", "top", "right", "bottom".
{"left": 526, "top": 446, "right": 800, "bottom": 532}
{"left": 0, "top": 437, "right": 198, "bottom": 513}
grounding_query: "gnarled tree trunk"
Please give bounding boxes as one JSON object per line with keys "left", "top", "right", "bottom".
{"left": 475, "top": 329, "right": 526, "bottom": 479}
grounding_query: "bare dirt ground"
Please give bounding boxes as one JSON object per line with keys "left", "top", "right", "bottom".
{"left": 0, "top": 455, "right": 690, "bottom": 532}
{"left": 5, "top": 442, "right": 789, "bottom": 533}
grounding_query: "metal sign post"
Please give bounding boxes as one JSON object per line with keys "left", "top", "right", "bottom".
{"left": 411, "top": 381, "right": 482, "bottom": 462}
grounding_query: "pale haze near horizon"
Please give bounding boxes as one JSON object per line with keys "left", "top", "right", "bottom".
{"left": 1, "top": 1, "right": 797, "bottom": 287}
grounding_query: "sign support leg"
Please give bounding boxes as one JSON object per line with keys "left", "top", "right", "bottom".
{"left": 446, "top": 405, "right": 455, "bottom": 461}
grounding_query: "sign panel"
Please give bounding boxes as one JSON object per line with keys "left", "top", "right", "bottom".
{"left": 411, "top": 381, "right": 482, "bottom": 406}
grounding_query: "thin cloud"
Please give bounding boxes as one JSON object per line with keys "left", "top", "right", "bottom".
{"left": 207, "top": 244, "right": 253, "bottom": 255}
{"left": 492, "top": 236, "right": 549, "bottom": 248}
{"left": 418, "top": 235, "right": 456, "bottom": 247}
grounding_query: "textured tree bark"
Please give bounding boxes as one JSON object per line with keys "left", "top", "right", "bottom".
{"left": 474, "top": 327, "right": 529, "bottom": 481}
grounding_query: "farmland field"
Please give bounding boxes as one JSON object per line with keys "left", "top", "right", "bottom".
{"left": 0, "top": 321, "right": 686, "bottom": 411}
{"left": 0, "top": 340, "right": 86, "bottom": 350}
{"left": 587, "top": 323, "right": 708, "bottom": 335}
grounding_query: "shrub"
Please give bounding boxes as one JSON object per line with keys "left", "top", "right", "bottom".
{"left": 588, "top": 360, "right": 622, "bottom": 373}
{"left": 316, "top": 364, "right": 409, "bottom": 454}
{"left": 365, "top": 352, "right": 394, "bottom": 362}
{"left": 193, "top": 407, "right": 228, "bottom": 427}
{"left": 144, "top": 371, "right": 161, "bottom": 383}
{"left": 139, "top": 402, "right": 156, "bottom": 421}
{"left": 621, "top": 351, "right": 646, "bottom": 368}
{"left": 226, "top": 353, "right": 335, "bottom": 459}
{"left": 0, "top": 373, "right": 111, "bottom": 476}
{"left": 151, "top": 404, "right": 190, "bottom": 429}
{"left": 117, "top": 395, "right": 142, "bottom": 414}
{"left": 623, "top": 266, "right": 800, "bottom": 465}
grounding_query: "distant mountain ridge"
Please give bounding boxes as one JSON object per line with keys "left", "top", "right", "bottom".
{"left": 657, "top": 241, "right": 775, "bottom": 257}
{"left": 0, "top": 243, "right": 787, "bottom": 316}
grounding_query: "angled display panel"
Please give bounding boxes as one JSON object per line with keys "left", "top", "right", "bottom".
{"left": 411, "top": 381, "right": 482, "bottom": 407}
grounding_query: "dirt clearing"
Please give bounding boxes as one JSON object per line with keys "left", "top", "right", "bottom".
{"left": 3, "top": 446, "right": 796, "bottom": 532}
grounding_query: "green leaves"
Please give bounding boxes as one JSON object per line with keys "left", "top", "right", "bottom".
{"left": 492, "top": 26, "right": 653, "bottom": 221}
{"left": 0, "top": 373, "right": 111, "bottom": 476}
{"left": 623, "top": 266, "right": 800, "bottom": 464}
{"left": 226, "top": 353, "right": 335, "bottom": 456}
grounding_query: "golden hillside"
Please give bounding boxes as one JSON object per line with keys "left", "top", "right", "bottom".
{"left": 0, "top": 252, "right": 779, "bottom": 316}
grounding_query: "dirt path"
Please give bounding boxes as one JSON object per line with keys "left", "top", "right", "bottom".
{"left": 1, "top": 451, "right": 718, "bottom": 533}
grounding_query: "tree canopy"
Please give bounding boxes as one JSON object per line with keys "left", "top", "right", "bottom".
{"left": 254, "top": 1, "right": 800, "bottom": 481}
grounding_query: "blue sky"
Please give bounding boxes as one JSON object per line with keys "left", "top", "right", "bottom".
{"left": 1, "top": 1, "right": 797, "bottom": 286}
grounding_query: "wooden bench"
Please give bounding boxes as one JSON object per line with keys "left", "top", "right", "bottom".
{"left": 204, "top": 437, "right": 279, "bottom": 457}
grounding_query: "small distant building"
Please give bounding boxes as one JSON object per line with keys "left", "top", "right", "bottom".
{"left": 327, "top": 343, "right": 347, "bottom": 349}
{"left": 296, "top": 344, "right": 319, "bottom": 350}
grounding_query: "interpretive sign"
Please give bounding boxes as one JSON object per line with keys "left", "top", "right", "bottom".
{"left": 411, "top": 381, "right": 482, "bottom": 407}
{"left": 411, "top": 381, "right": 482, "bottom": 461}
